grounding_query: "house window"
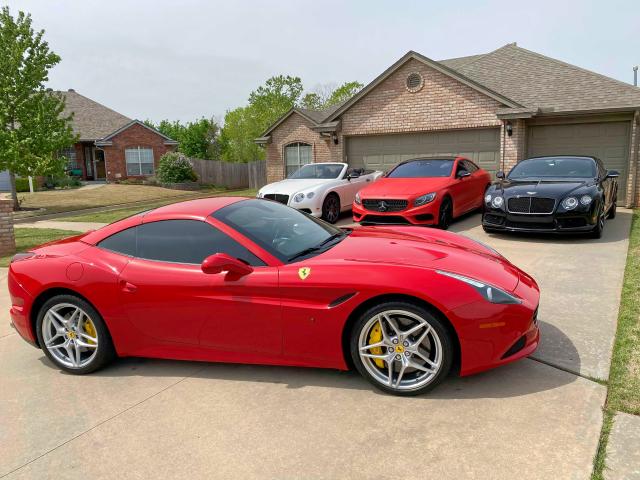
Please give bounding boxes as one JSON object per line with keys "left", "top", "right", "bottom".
{"left": 284, "top": 143, "right": 312, "bottom": 177}
{"left": 125, "top": 147, "right": 154, "bottom": 176}
{"left": 59, "top": 147, "right": 79, "bottom": 171}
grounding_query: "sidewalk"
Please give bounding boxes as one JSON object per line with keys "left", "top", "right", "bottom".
{"left": 16, "top": 220, "right": 106, "bottom": 232}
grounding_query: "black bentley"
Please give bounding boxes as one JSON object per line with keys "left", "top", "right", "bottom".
{"left": 482, "top": 156, "right": 618, "bottom": 238}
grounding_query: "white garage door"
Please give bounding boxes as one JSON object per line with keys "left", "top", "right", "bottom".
{"left": 527, "top": 122, "right": 631, "bottom": 199}
{"left": 346, "top": 128, "right": 501, "bottom": 176}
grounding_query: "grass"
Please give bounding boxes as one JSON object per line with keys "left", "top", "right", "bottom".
{"left": 58, "top": 188, "right": 257, "bottom": 224}
{"left": 591, "top": 208, "right": 640, "bottom": 479}
{"left": 17, "top": 184, "right": 223, "bottom": 216}
{"left": 0, "top": 228, "right": 82, "bottom": 267}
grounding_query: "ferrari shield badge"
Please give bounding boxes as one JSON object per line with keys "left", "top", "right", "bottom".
{"left": 298, "top": 267, "right": 311, "bottom": 280}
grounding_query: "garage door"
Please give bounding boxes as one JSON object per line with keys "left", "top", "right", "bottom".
{"left": 527, "top": 122, "right": 630, "bottom": 199}
{"left": 346, "top": 128, "right": 500, "bottom": 176}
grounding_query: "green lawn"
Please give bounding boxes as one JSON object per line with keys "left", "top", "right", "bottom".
{"left": 0, "top": 228, "right": 82, "bottom": 267}
{"left": 592, "top": 208, "right": 640, "bottom": 479}
{"left": 59, "top": 188, "right": 257, "bottom": 224}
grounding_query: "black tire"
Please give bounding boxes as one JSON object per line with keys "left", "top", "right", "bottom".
{"left": 589, "top": 206, "right": 605, "bottom": 239}
{"left": 608, "top": 197, "right": 617, "bottom": 219}
{"left": 321, "top": 193, "right": 340, "bottom": 224}
{"left": 437, "top": 197, "right": 453, "bottom": 230}
{"left": 350, "top": 301, "right": 453, "bottom": 396}
{"left": 36, "top": 294, "right": 116, "bottom": 374}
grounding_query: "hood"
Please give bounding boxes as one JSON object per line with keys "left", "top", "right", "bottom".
{"left": 259, "top": 178, "right": 331, "bottom": 195}
{"left": 318, "top": 226, "right": 521, "bottom": 291}
{"left": 359, "top": 177, "right": 452, "bottom": 198}
{"left": 494, "top": 179, "right": 592, "bottom": 197}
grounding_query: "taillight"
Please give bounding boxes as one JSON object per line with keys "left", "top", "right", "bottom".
{"left": 11, "top": 252, "right": 36, "bottom": 263}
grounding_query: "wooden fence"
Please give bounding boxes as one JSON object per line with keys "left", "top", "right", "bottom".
{"left": 189, "top": 159, "right": 266, "bottom": 190}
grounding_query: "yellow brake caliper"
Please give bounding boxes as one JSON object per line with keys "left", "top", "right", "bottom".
{"left": 83, "top": 320, "right": 97, "bottom": 345}
{"left": 368, "top": 322, "right": 385, "bottom": 368}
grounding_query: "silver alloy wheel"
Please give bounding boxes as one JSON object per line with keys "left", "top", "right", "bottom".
{"left": 41, "top": 303, "right": 99, "bottom": 369}
{"left": 358, "top": 309, "right": 443, "bottom": 391}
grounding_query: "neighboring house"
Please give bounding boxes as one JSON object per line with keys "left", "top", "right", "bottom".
{"left": 0, "top": 89, "right": 178, "bottom": 191}
{"left": 257, "top": 43, "right": 640, "bottom": 207}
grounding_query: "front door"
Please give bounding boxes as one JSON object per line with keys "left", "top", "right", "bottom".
{"left": 94, "top": 149, "right": 106, "bottom": 180}
{"left": 117, "top": 219, "right": 282, "bottom": 353}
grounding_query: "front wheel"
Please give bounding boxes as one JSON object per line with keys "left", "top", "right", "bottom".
{"left": 321, "top": 193, "right": 340, "bottom": 224}
{"left": 590, "top": 207, "right": 606, "bottom": 239}
{"left": 608, "top": 197, "right": 617, "bottom": 219}
{"left": 350, "top": 302, "right": 453, "bottom": 396}
{"left": 437, "top": 197, "right": 453, "bottom": 230}
{"left": 36, "top": 295, "right": 115, "bottom": 374}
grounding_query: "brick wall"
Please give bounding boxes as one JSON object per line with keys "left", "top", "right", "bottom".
{"left": 102, "top": 123, "right": 176, "bottom": 181}
{"left": 340, "top": 58, "right": 503, "bottom": 136}
{"left": 0, "top": 200, "right": 15, "bottom": 256}
{"left": 265, "top": 112, "right": 340, "bottom": 183}
{"left": 501, "top": 119, "right": 527, "bottom": 172}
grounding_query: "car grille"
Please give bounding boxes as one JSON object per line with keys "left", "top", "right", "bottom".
{"left": 263, "top": 193, "right": 289, "bottom": 205}
{"left": 362, "top": 199, "right": 408, "bottom": 212}
{"left": 507, "top": 197, "right": 555, "bottom": 214}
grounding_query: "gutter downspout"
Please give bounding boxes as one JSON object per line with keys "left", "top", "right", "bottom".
{"left": 628, "top": 110, "right": 640, "bottom": 208}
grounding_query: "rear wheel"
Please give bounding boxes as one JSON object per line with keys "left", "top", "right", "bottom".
{"left": 608, "top": 196, "right": 617, "bottom": 219}
{"left": 321, "top": 193, "right": 340, "bottom": 224}
{"left": 36, "top": 295, "right": 115, "bottom": 374}
{"left": 350, "top": 302, "right": 453, "bottom": 396}
{"left": 437, "top": 197, "right": 453, "bottom": 230}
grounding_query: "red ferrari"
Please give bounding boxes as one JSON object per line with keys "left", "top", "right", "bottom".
{"left": 9, "top": 197, "right": 539, "bottom": 396}
{"left": 352, "top": 157, "right": 491, "bottom": 228}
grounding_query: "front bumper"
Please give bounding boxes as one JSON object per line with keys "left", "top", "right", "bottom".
{"left": 352, "top": 200, "right": 438, "bottom": 225}
{"left": 482, "top": 207, "right": 598, "bottom": 233}
{"left": 450, "top": 270, "right": 540, "bottom": 376}
{"left": 8, "top": 269, "right": 37, "bottom": 346}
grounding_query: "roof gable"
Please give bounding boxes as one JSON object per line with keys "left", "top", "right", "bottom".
{"left": 325, "top": 51, "right": 521, "bottom": 122}
{"left": 95, "top": 120, "right": 178, "bottom": 146}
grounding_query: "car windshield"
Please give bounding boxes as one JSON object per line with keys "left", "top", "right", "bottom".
{"left": 289, "top": 164, "right": 344, "bottom": 179}
{"left": 386, "top": 159, "right": 454, "bottom": 178}
{"left": 213, "top": 199, "right": 346, "bottom": 263}
{"left": 508, "top": 157, "right": 597, "bottom": 179}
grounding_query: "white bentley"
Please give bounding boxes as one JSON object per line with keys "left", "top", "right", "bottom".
{"left": 257, "top": 162, "right": 383, "bottom": 223}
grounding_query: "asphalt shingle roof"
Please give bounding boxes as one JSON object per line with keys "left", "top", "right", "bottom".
{"left": 443, "top": 44, "right": 640, "bottom": 112}
{"left": 57, "top": 90, "right": 132, "bottom": 141}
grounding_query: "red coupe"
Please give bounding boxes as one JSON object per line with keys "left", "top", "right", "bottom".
{"left": 352, "top": 157, "right": 491, "bottom": 228}
{"left": 9, "top": 197, "right": 539, "bottom": 396}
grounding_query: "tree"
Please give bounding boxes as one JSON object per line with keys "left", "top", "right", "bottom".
{"left": 300, "top": 81, "right": 363, "bottom": 110}
{"left": 147, "top": 118, "right": 221, "bottom": 159}
{"left": 0, "top": 7, "right": 75, "bottom": 209}
{"left": 220, "top": 75, "right": 304, "bottom": 163}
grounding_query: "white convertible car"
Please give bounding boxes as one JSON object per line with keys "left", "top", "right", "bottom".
{"left": 257, "top": 162, "right": 383, "bottom": 223}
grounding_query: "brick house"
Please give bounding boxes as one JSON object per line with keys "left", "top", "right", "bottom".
{"left": 58, "top": 90, "right": 177, "bottom": 182}
{"left": 257, "top": 43, "right": 640, "bottom": 207}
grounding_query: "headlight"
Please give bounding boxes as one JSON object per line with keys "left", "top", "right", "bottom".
{"left": 436, "top": 270, "right": 521, "bottom": 304}
{"left": 355, "top": 192, "right": 361, "bottom": 205}
{"left": 257, "top": 191, "right": 263, "bottom": 198}
{"left": 306, "top": 192, "right": 315, "bottom": 199}
{"left": 293, "top": 193, "right": 305, "bottom": 203}
{"left": 414, "top": 192, "right": 436, "bottom": 206}
{"left": 561, "top": 197, "right": 578, "bottom": 210}
{"left": 580, "top": 195, "right": 592, "bottom": 206}
{"left": 485, "top": 194, "right": 492, "bottom": 204}
{"left": 491, "top": 196, "right": 504, "bottom": 209}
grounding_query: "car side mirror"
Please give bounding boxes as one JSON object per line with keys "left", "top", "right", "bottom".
{"left": 606, "top": 170, "right": 620, "bottom": 178}
{"left": 457, "top": 171, "right": 471, "bottom": 179}
{"left": 347, "top": 172, "right": 360, "bottom": 181}
{"left": 496, "top": 171, "right": 505, "bottom": 179}
{"left": 201, "top": 253, "right": 253, "bottom": 277}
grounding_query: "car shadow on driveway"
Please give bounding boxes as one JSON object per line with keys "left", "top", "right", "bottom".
{"left": 36, "top": 320, "right": 579, "bottom": 400}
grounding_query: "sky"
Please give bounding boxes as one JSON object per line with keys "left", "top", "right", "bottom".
{"left": 3, "top": 0, "right": 640, "bottom": 123}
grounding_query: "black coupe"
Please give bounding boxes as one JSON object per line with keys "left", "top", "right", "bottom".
{"left": 482, "top": 156, "right": 618, "bottom": 238}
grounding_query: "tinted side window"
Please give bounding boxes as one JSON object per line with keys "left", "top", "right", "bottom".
{"left": 98, "top": 227, "right": 136, "bottom": 256}
{"left": 463, "top": 160, "right": 479, "bottom": 172}
{"left": 137, "top": 220, "right": 265, "bottom": 266}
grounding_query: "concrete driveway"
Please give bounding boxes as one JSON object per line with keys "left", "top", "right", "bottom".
{"left": 1, "top": 210, "right": 631, "bottom": 479}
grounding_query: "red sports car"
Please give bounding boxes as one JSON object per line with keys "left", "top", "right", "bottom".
{"left": 352, "top": 157, "right": 491, "bottom": 228}
{"left": 9, "top": 197, "right": 539, "bottom": 396}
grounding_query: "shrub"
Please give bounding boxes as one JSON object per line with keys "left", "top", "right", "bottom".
{"left": 15, "top": 177, "right": 31, "bottom": 192}
{"left": 156, "top": 152, "right": 197, "bottom": 183}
